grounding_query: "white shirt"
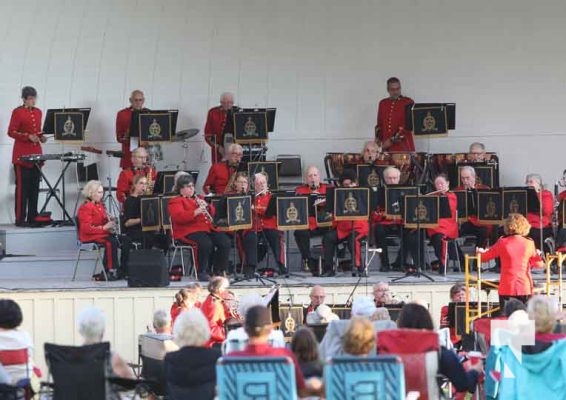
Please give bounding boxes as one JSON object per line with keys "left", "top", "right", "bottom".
{"left": 222, "top": 327, "right": 286, "bottom": 354}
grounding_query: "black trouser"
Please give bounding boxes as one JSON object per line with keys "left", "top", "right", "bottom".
{"left": 404, "top": 229, "right": 426, "bottom": 268}
{"left": 529, "top": 227, "right": 553, "bottom": 251}
{"left": 460, "top": 222, "right": 490, "bottom": 248}
{"left": 260, "top": 229, "right": 285, "bottom": 269}
{"left": 557, "top": 228, "right": 566, "bottom": 249}
{"left": 236, "top": 231, "right": 258, "bottom": 270}
{"left": 322, "top": 230, "right": 366, "bottom": 272}
{"left": 294, "top": 228, "right": 328, "bottom": 260}
{"left": 185, "top": 231, "right": 231, "bottom": 274}
{"left": 374, "top": 223, "right": 411, "bottom": 268}
{"left": 14, "top": 165, "right": 40, "bottom": 224}
{"left": 499, "top": 295, "right": 531, "bottom": 314}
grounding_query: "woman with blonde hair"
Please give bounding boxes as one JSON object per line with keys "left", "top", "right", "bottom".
{"left": 342, "top": 317, "right": 376, "bottom": 356}
{"left": 478, "top": 213, "right": 544, "bottom": 308}
{"left": 170, "top": 283, "right": 202, "bottom": 326}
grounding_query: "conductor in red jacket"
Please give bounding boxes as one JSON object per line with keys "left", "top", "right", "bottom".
{"left": 477, "top": 213, "right": 544, "bottom": 307}
{"left": 168, "top": 174, "right": 231, "bottom": 282}
{"left": 115, "top": 90, "right": 148, "bottom": 169}
{"left": 77, "top": 180, "right": 124, "bottom": 280}
{"left": 8, "top": 86, "right": 47, "bottom": 226}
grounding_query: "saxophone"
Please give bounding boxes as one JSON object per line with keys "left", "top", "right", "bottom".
{"left": 145, "top": 166, "right": 155, "bottom": 195}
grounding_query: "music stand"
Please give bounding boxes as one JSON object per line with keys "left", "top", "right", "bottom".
{"left": 154, "top": 170, "right": 199, "bottom": 194}
{"left": 248, "top": 161, "right": 280, "bottom": 190}
{"left": 476, "top": 189, "right": 503, "bottom": 225}
{"left": 43, "top": 108, "right": 91, "bottom": 143}
{"left": 130, "top": 110, "right": 178, "bottom": 144}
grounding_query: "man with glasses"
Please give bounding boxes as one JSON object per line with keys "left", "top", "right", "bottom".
{"left": 303, "top": 285, "right": 326, "bottom": 321}
{"left": 116, "top": 90, "right": 148, "bottom": 169}
{"left": 373, "top": 281, "right": 395, "bottom": 307}
{"left": 204, "top": 92, "right": 238, "bottom": 164}
{"left": 116, "top": 147, "right": 157, "bottom": 204}
{"left": 468, "top": 142, "right": 487, "bottom": 162}
{"left": 203, "top": 143, "right": 244, "bottom": 195}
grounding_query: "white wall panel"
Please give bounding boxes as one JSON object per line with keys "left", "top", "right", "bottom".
{"left": 0, "top": 0, "right": 566, "bottom": 224}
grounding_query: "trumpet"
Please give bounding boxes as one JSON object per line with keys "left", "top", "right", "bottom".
{"left": 194, "top": 196, "right": 214, "bottom": 223}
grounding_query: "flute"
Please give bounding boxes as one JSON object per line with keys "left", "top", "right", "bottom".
{"left": 255, "top": 188, "right": 268, "bottom": 197}
{"left": 424, "top": 189, "right": 448, "bottom": 196}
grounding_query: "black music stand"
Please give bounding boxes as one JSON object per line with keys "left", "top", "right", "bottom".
{"left": 154, "top": 170, "right": 199, "bottom": 194}
{"left": 476, "top": 189, "right": 503, "bottom": 225}
{"left": 248, "top": 161, "right": 280, "bottom": 190}
{"left": 130, "top": 110, "right": 178, "bottom": 144}
{"left": 43, "top": 108, "right": 91, "bottom": 142}
{"left": 140, "top": 196, "right": 161, "bottom": 232}
{"left": 274, "top": 195, "right": 308, "bottom": 280}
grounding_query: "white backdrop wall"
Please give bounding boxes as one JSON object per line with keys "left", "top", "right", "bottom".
{"left": 0, "top": 0, "right": 565, "bottom": 224}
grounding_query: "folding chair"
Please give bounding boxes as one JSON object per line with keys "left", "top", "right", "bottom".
{"left": 138, "top": 334, "right": 177, "bottom": 396}
{"left": 168, "top": 221, "right": 197, "bottom": 279}
{"left": 72, "top": 217, "right": 107, "bottom": 281}
{"left": 216, "top": 356, "right": 297, "bottom": 400}
{"left": 0, "top": 348, "right": 33, "bottom": 399}
{"left": 325, "top": 355, "right": 405, "bottom": 400}
{"left": 42, "top": 342, "right": 111, "bottom": 400}
{"left": 377, "top": 329, "right": 441, "bottom": 400}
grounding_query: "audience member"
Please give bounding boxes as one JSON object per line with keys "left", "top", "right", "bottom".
{"left": 228, "top": 306, "right": 322, "bottom": 398}
{"left": 170, "top": 284, "right": 202, "bottom": 326}
{"left": 164, "top": 308, "right": 221, "bottom": 399}
{"left": 528, "top": 295, "right": 566, "bottom": 343}
{"left": 291, "top": 327, "right": 323, "bottom": 380}
{"left": 503, "top": 298, "right": 527, "bottom": 318}
{"left": 397, "top": 303, "right": 481, "bottom": 394}
{"left": 150, "top": 309, "right": 172, "bottom": 337}
{"left": 342, "top": 317, "right": 376, "bottom": 356}
{"left": 304, "top": 285, "right": 326, "bottom": 321}
{"left": 77, "top": 306, "right": 135, "bottom": 379}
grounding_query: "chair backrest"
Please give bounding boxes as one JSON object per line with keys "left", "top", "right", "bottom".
{"left": 0, "top": 348, "right": 30, "bottom": 385}
{"left": 324, "top": 355, "right": 405, "bottom": 400}
{"left": 216, "top": 356, "right": 297, "bottom": 400}
{"left": 44, "top": 342, "right": 111, "bottom": 400}
{"left": 138, "top": 334, "right": 176, "bottom": 396}
{"left": 377, "top": 329, "right": 440, "bottom": 400}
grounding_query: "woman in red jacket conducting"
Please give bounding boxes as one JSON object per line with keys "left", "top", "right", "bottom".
{"left": 168, "top": 174, "right": 231, "bottom": 282}
{"left": 77, "top": 180, "right": 124, "bottom": 280}
{"left": 525, "top": 173, "right": 554, "bottom": 251}
{"left": 477, "top": 213, "right": 544, "bottom": 308}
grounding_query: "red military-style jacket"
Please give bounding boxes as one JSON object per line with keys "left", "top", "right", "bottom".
{"left": 376, "top": 96, "right": 415, "bottom": 152}
{"left": 200, "top": 294, "right": 230, "bottom": 346}
{"left": 203, "top": 162, "right": 238, "bottom": 195}
{"left": 168, "top": 195, "right": 215, "bottom": 240}
{"left": 116, "top": 166, "right": 158, "bottom": 203}
{"left": 204, "top": 106, "right": 228, "bottom": 163}
{"left": 336, "top": 219, "right": 369, "bottom": 241}
{"left": 527, "top": 189, "right": 553, "bottom": 229}
{"left": 254, "top": 192, "right": 278, "bottom": 230}
{"left": 427, "top": 192, "right": 459, "bottom": 239}
{"left": 116, "top": 107, "right": 134, "bottom": 169}
{"left": 77, "top": 201, "right": 111, "bottom": 243}
{"left": 295, "top": 184, "right": 329, "bottom": 230}
{"left": 7, "top": 106, "right": 44, "bottom": 167}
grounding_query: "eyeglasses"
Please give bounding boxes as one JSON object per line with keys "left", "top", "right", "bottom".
{"left": 183, "top": 184, "right": 195, "bottom": 188}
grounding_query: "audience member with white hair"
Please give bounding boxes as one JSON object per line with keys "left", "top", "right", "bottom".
{"left": 77, "top": 306, "right": 135, "bottom": 379}
{"left": 222, "top": 293, "right": 285, "bottom": 354}
{"left": 164, "top": 308, "right": 221, "bottom": 399}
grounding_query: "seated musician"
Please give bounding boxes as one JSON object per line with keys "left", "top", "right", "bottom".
{"left": 321, "top": 170, "right": 369, "bottom": 277}
{"left": 468, "top": 142, "right": 487, "bottom": 162}
{"left": 361, "top": 140, "right": 383, "bottom": 164}
{"left": 373, "top": 166, "right": 406, "bottom": 272}
{"left": 122, "top": 175, "right": 168, "bottom": 250}
{"left": 455, "top": 166, "right": 491, "bottom": 248}
{"left": 225, "top": 172, "right": 258, "bottom": 278}
{"left": 373, "top": 281, "right": 399, "bottom": 307}
{"left": 203, "top": 143, "right": 244, "bottom": 195}
{"left": 168, "top": 174, "right": 231, "bottom": 282}
{"left": 556, "top": 169, "right": 566, "bottom": 252}
{"left": 254, "top": 172, "right": 288, "bottom": 277}
{"left": 426, "top": 174, "right": 459, "bottom": 274}
{"left": 77, "top": 180, "right": 127, "bottom": 280}
{"left": 116, "top": 147, "right": 157, "bottom": 204}
{"left": 439, "top": 283, "right": 466, "bottom": 346}
{"left": 200, "top": 276, "right": 231, "bottom": 348}
{"left": 294, "top": 166, "right": 329, "bottom": 276}
{"left": 525, "top": 173, "right": 554, "bottom": 251}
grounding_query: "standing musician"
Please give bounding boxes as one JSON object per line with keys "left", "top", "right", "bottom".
{"left": 115, "top": 90, "right": 148, "bottom": 169}
{"left": 225, "top": 172, "right": 258, "bottom": 278}
{"left": 525, "top": 173, "right": 554, "bottom": 251}
{"left": 204, "top": 92, "right": 238, "bottom": 164}
{"left": 200, "top": 276, "right": 231, "bottom": 347}
{"left": 375, "top": 77, "right": 415, "bottom": 152}
{"left": 321, "top": 170, "right": 369, "bottom": 277}
{"left": 455, "top": 166, "right": 491, "bottom": 248}
{"left": 203, "top": 143, "right": 244, "bottom": 195}
{"left": 122, "top": 175, "right": 168, "bottom": 250}
{"left": 294, "top": 166, "right": 330, "bottom": 275}
{"left": 372, "top": 166, "right": 407, "bottom": 272}
{"left": 168, "top": 174, "right": 231, "bottom": 282}
{"left": 77, "top": 180, "right": 127, "bottom": 280}
{"left": 253, "top": 173, "right": 288, "bottom": 277}
{"left": 8, "top": 86, "right": 47, "bottom": 227}
{"left": 116, "top": 147, "right": 157, "bottom": 204}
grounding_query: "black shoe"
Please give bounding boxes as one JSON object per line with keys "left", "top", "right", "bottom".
{"left": 379, "top": 265, "right": 390, "bottom": 272}
{"left": 198, "top": 273, "right": 211, "bottom": 282}
{"left": 321, "top": 270, "right": 336, "bottom": 277}
{"left": 92, "top": 273, "right": 104, "bottom": 281}
{"left": 358, "top": 267, "right": 368, "bottom": 278}
{"left": 15, "top": 221, "right": 29, "bottom": 227}
{"left": 278, "top": 266, "right": 289, "bottom": 278}
{"left": 308, "top": 258, "right": 320, "bottom": 277}
{"left": 352, "top": 270, "right": 358, "bottom": 277}
{"left": 107, "top": 270, "right": 119, "bottom": 281}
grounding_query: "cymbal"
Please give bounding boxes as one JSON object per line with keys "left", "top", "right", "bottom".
{"left": 175, "top": 128, "right": 199, "bottom": 140}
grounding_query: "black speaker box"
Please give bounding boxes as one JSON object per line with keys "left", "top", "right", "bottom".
{"left": 127, "top": 249, "right": 169, "bottom": 287}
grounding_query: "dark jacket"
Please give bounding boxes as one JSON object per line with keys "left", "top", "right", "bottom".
{"left": 164, "top": 346, "right": 221, "bottom": 400}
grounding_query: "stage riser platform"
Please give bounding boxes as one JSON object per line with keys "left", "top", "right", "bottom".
{"left": 1, "top": 225, "right": 77, "bottom": 255}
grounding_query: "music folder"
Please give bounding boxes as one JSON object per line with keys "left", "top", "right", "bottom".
{"left": 403, "top": 194, "right": 440, "bottom": 229}
{"left": 43, "top": 108, "right": 91, "bottom": 142}
{"left": 130, "top": 110, "right": 179, "bottom": 143}
{"left": 241, "top": 108, "right": 277, "bottom": 132}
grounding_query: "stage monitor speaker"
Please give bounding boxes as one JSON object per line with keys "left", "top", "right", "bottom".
{"left": 128, "top": 249, "right": 169, "bottom": 287}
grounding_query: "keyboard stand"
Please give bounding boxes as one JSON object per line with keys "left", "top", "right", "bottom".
{"left": 37, "top": 159, "right": 75, "bottom": 226}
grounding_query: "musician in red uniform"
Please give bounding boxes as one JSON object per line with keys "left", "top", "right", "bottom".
{"left": 200, "top": 276, "right": 231, "bottom": 347}
{"left": 375, "top": 77, "right": 415, "bottom": 152}
{"left": 426, "top": 174, "right": 459, "bottom": 274}
{"left": 322, "top": 170, "right": 369, "bottom": 277}
{"left": 77, "top": 180, "right": 124, "bottom": 280}
{"left": 478, "top": 213, "right": 544, "bottom": 307}
{"left": 254, "top": 173, "right": 288, "bottom": 277}
{"left": 116, "top": 147, "right": 157, "bottom": 204}
{"left": 168, "top": 174, "right": 231, "bottom": 282}
{"left": 8, "top": 86, "right": 47, "bottom": 226}
{"left": 361, "top": 140, "right": 383, "bottom": 163}
{"left": 525, "top": 173, "right": 554, "bottom": 251}
{"left": 115, "top": 90, "right": 148, "bottom": 169}
{"left": 203, "top": 143, "right": 243, "bottom": 194}
{"left": 204, "top": 92, "right": 237, "bottom": 164}
{"left": 556, "top": 171, "right": 566, "bottom": 252}
{"left": 294, "top": 166, "right": 329, "bottom": 275}
{"left": 373, "top": 166, "right": 406, "bottom": 271}
{"left": 455, "top": 166, "right": 491, "bottom": 248}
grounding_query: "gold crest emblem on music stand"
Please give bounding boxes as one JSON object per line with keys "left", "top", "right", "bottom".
{"left": 343, "top": 192, "right": 359, "bottom": 214}
{"left": 414, "top": 200, "right": 429, "bottom": 222}
{"left": 485, "top": 197, "right": 497, "bottom": 218}
{"left": 243, "top": 117, "right": 258, "bottom": 137}
{"left": 276, "top": 196, "right": 309, "bottom": 230}
{"left": 149, "top": 119, "right": 162, "bottom": 139}
{"left": 422, "top": 111, "right": 437, "bottom": 132}
{"left": 367, "top": 169, "right": 380, "bottom": 187}
{"left": 63, "top": 116, "right": 76, "bottom": 137}
{"left": 509, "top": 197, "right": 520, "bottom": 214}
{"left": 403, "top": 195, "right": 439, "bottom": 228}
{"left": 285, "top": 202, "right": 301, "bottom": 224}
{"left": 284, "top": 313, "right": 296, "bottom": 335}
{"left": 234, "top": 201, "right": 245, "bottom": 223}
